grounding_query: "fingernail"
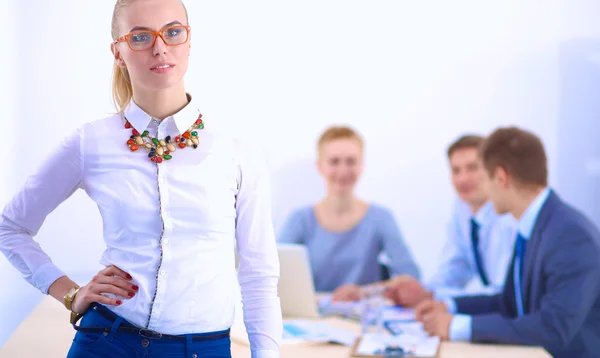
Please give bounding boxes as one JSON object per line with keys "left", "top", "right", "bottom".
{"left": 116, "top": 300, "right": 122, "bottom": 305}
{"left": 126, "top": 274, "right": 132, "bottom": 280}
{"left": 132, "top": 285, "right": 139, "bottom": 291}
{"left": 128, "top": 292, "right": 135, "bottom": 297}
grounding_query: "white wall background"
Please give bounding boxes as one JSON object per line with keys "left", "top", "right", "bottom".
{"left": 1, "top": 0, "right": 599, "bottom": 348}
{"left": 0, "top": 0, "right": 15, "bottom": 205}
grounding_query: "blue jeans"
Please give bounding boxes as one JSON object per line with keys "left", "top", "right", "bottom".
{"left": 66, "top": 305, "right": 231, "bottom": 358}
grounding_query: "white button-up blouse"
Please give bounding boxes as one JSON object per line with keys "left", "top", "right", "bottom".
{"left": 0, "top": 97, "right": 282, "bottom": 357}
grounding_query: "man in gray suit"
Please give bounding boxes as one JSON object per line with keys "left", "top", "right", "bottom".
{"left": 416, "top": 127, "right": 600, "bottom": 358}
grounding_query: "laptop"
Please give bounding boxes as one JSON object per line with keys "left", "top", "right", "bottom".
{"left": 230, "top": 243, "right": 321, "bottom": 345}
{"left": 277, "top": 243, "right": 320, "bottom": 318}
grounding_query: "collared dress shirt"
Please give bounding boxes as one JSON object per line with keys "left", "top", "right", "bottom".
{"left": 448, "top": 188, "right": 551, "bottom": 341}
{"left": 427, "top": 200, "right": 516, "bottom": 298}
{"left": 0, "top": 97, "right": 282, "bottom": 358}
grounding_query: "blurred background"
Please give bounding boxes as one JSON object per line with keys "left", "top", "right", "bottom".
{"left": 0, "top": 0, "right": 598, "bottom": 348}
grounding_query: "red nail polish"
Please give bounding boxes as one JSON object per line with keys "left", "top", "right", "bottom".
{"left": 128, "top": 292, "right": 135, "bottom": 297}
{"left": 116, "top": 300, "right": 122, "bottom": 305}
{"left": 126, "top": 274, "right": 132, "bottom": 280}
{"left": 132, "top": 285, "right": 139, "bottom": 291}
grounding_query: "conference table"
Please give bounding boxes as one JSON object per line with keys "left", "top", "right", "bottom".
{"left": 0, "top": 297, "right": 551, "bottom": 358}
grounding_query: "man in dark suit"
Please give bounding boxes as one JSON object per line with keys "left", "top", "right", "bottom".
{"left": 416, "top": 127, "right": 600, "bottom": 358}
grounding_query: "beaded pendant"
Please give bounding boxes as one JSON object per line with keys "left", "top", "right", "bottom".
{"left": 125, "top": 113, "right": 205, "bottom": 163}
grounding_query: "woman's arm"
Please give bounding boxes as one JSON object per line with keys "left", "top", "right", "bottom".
{"left": 379, "top": 208, "right": 421, "bottom": 280}
{"left": 234, "top": 140, "right": 282, "bottom": 358}
{"left": 278, "top": 209, "right": 307, "bottom": 244}
{"left": 1, "top": 126, "right": 139, "bottom": 313}
{"left": 0, "top": 127, "right": 84, "bottom": 300}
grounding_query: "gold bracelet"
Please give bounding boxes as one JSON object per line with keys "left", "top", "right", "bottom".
{"left": 63, "top": 287, "right": 80, "bottom": 310}
{"left": 64, "top": 287, "right": 82, "bottom": 325}
{"left": 70, "top": 311, "right": 83, "bottom": 325}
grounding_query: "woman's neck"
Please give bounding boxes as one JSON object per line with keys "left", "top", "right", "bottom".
{"left": 132, "top": 86, "right": 189, "bottom": 120}
{"left": 321, "top": 194, "right": 357, "bottom": 216}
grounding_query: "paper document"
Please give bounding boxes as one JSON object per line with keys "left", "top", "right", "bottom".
{"left": 283, "top": 320, "right": 358, "bottom": 346}
{"left": 232, "top": 293, "right": 358, "bottom": 347}
{"left": 355, "top": 324, "right": 440, "bottom": 357}
{"left": 382, "top": 306, "right": 415, "bottom": 322}
{"left": 319, "top": 294, "right": 416, "bottom": 322}
{"left": 318, "top": 294, "right": 362, "bottom": 320}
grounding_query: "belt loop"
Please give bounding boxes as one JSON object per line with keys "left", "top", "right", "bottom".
{"left": 185, "top": 335, "right": 194, "bottom": 358}
{"left": 109, "top": 316, "right": 124, "bottom": 338}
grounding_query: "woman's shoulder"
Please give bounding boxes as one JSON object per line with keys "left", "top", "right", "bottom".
{"left": 54, "top": 113, "right": 121, "bottom": 146}
{"left": 196, "top": 119, "right": 251, "bottom": 146}
{"left": 285, "top": 206, "right": 315, "bottom": 223}
{"left": 362, "top": 203, "right": 405, "bottom": 231}
{"left": 362, "top": 204, "right": 406, "bottom": 237}
{"left": 279, "top": 206, "right": 316, "bottom": 240}
{"left": 201, "top": 127, "right": 266, "bottom": 163}
{"left": 77, "top": 113, "right": 124, "bottom": 136}
{"left": 366, "top": 203, "right": 395, "bottom": 219}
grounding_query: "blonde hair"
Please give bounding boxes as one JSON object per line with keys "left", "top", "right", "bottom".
{"left": 110, "top": 0, "right": 189, "bottom": 112}
{"left": 317, "top": 125, "right": 364, "bottom": 153}
{"left": 111, "top": 0, "right": 134, "bottom": 113}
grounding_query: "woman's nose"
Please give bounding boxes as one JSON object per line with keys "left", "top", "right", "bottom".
{"left": 153, "top": 36, "right": 168, "bottom": 56}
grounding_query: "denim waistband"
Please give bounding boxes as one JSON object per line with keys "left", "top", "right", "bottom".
{"left": 74, "top": 303, "right": 230, "bottom": 342}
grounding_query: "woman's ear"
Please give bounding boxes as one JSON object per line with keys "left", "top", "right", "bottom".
{"left": 316, "top": 159, "right": 323, "bottom": 176}
{"left": 111, "top": 43, "right": 127, "bottom": 68}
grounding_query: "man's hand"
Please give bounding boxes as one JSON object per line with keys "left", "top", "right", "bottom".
{"left": 332, "top": 284, "right": 362, "bottom": 302}
{"left": 421, "top": 311, "right": 453, "bottom": 341}
{"left": 384, "top": 275, "right": 432, "bottom": 307}
{"left": 414, "top": 299, "right": 448, "bottom": 321}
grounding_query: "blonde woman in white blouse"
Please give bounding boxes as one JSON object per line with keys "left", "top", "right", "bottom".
{"left": 0, "top": 0, "right": 282, "bottom": 357}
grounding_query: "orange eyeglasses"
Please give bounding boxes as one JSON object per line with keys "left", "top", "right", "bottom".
{"left": 114, "top": 25, "right": 191, "bottom": 51}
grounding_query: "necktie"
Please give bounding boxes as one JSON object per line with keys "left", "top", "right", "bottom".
{"left": 513, "top": 233, "right": 527, "bottom": 317}
{"left": 470, "top": 218, "right": 490, "bottom": 286}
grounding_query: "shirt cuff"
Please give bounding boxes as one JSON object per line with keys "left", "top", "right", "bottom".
{"left": 252, "top": 349, "right": 280, "bottom": 358}
{"left": 449, "top": 314, "right": 472, "bottom": 341}
{"left": 31, "top": 262, "right": 66, "bottom": 294}
{"left": 431, "top": 289, "right": 450, "bottom": 302}
{"left": 443, "top": 297, "right": 457, "bottom": 314}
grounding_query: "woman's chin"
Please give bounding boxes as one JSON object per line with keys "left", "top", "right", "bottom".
{"left": 139, "top": 75, "right": 184, "bottom": 91}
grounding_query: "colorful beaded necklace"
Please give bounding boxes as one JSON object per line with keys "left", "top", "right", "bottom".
{"left": 124, "top": 113, "right": 204, "bottom": 163}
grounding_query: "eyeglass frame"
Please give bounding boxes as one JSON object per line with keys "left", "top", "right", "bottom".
{"left": 113, "top": 25, "right": 192, "bottom": 51}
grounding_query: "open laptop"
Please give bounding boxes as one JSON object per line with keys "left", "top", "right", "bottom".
{"left": 277, "top": 243, "right": 320, "bottom": 318}
{"left": 230, "top": 243, "right": 320, "bottom": 345}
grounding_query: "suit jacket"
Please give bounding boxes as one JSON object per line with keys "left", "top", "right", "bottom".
{"left": 454, "top": 190, "right": 600, "bottom": 358}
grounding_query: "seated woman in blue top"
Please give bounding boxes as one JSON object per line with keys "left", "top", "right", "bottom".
{"left": 279, "top": 126, "right": 420, "bottom": 301}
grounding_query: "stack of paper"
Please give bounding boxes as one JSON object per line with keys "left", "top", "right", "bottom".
{"left": 382, "top": 306, "right": 415, "bottom": 322}
{"left": 282, "top": 320, "right": 358, "bottom": 346}
{"left": 353, "top": 325, "right": 440, "bottom": 357}
{"left": 318, "top": 294, "right": 417, "bottom": 324}
{"left": 231, "top": 293, "right": 358, "bottom": 347}
{"left": 318, "top": 294, "right": 362, "bottom": 320}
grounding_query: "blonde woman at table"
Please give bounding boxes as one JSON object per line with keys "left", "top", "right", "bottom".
{"left": 279, "top": 126, "right": 420, "bottom": 301}
{"left": 0, "top": 0, "right": 281, "bottom": 357}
